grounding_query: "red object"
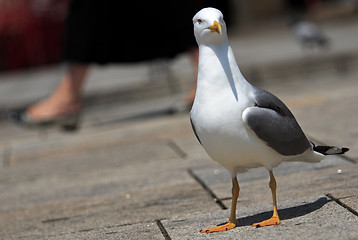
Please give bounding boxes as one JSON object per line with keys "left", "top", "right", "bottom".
{"left": 0, "top": 0, "right": 69, "bottom": 71}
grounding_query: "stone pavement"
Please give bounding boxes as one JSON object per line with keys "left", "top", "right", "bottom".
{"left": 0, "top": 19, "right": 358, "bottom": 239}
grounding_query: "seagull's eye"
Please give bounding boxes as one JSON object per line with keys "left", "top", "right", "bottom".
{"left": 197, "top": 19, "right": 202, "bottom": 24}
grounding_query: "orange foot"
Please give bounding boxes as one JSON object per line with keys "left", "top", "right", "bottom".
{"left": 252, "top": 216, "right": 281, "bottom": 228}
{"left": 200, "top": 221, "right": 236, "bottom": 233}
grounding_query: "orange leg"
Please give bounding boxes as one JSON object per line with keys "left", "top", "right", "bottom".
{"left": 201, "top": 177, "right": 239, "bottom": 233}
{"left": 252, "top": 170, "right": 281, "bottom": 228}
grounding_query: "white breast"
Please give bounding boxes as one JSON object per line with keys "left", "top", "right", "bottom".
{"left": 191, "top": 88, "right": 282, "bottom": 176}
{"left": 190, "top": 44, "right": 283, "bottom": 175}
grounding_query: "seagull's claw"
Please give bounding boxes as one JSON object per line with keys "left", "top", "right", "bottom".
{"left": 200, "top": 221, "right": 236, "bottom": 233}
{"left": 252, "top": 216, "right": 281, "bottom": 228}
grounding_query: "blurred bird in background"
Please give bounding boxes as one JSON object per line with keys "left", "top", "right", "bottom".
{"left": 286, "top": 0, "right": 330, "bottom": 50}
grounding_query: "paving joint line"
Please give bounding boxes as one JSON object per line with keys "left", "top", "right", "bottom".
{"left": 155, "top": 219, "right": 172, "bottom": 240}
{"left": 166, "top": 139, "right": 187, "bottom": 159}
{"left": 188, "top": 169, "right": 228, "bottom": 210}
{"left": 326, "top": 193, "right": 358, "bottom": 217}
{"left": 41, "top": 217, "right": 70, "bottom": 223}
{"left": 0, "top": 145, "right": 11, "bottom": 168}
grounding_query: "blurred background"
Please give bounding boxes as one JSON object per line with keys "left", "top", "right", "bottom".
{"left": 0, "top": 0, "right": 357, "bottom": 71}
{"left": 0, "top": 0, "right": 69, "bottom": 71}
{"left": 0, "top": 0, "right": 357, "bottom": 128}
{"left": 0, "top": 0, "right": 357, "bottom": 126}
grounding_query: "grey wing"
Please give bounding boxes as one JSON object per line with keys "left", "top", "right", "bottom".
{"left": 242, "top": 88, "right": 311, "bottom": 156}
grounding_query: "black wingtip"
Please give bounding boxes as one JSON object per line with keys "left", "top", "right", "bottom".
{"left": 341, "top": 147, "right": 349, "bottom": 154}
{"left": 313, "top": 145, "right": 349, "bottom": 155}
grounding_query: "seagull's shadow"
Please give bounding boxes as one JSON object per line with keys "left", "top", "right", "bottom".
{"left": 230, "top": 197, "right": 330, "bottom": 227}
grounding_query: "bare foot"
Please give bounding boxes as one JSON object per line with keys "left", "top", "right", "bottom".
{"left": 27, "top": 97, "right": 80, "bottom": 121}
{"left": 23, "top": 63, "right": 87, "bottom": 121}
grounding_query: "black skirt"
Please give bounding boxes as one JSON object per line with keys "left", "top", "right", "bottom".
{"left": 63, "top": 0, "right": 231, "bottom": 64}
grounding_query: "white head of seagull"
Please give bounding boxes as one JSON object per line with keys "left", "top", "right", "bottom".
{"left": 192, "top": 8, "right": 242, "bottom": 103}
{"left": 193, "top": 8, "right": 227, "bottom": 46}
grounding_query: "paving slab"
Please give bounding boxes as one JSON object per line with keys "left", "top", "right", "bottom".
{"left": 221, "top": 163, "right": 358, "bottom": 210}
{"left": 0, "top": 181, "right": 217, "bottom": 239}
{"left": 0, "top": 136, "right": 211, "bottom": 208}
{"left": 328, "top": 189, "right": 358, "bottom": 215}
{"left": 1, "top": 114, "right": 190, "bottom": 166}
{"left": 46, "top": 222, "right": 164, "bottom": 240}
{"left": 0, "top": 160, "right": 219, "bottom": 239}
{"left": 162, "top": 195, "right": 358, "bottom": 240}
{"left": 0, "top": 114, "right": 225, "bottom": 239}
{"left": 191, "top": 155, "right": 350, "bottom": 188}
{"left": 189, "top": 160, "right": 357, "bottom": 208}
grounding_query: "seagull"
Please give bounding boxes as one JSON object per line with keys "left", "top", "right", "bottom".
{"left": 290, "top": 19, "right": 329, "bottom": 50}
{"left": 190, "top": 8, "right": 348, "bottom": 233}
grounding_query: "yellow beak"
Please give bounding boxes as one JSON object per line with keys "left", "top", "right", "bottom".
{"left": 208, "top": 20, "right": 222, "bottom": 35}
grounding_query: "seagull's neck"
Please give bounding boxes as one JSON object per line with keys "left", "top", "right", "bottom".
{"left": 196, "top": 41, "right": 251, "bottom": 101}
